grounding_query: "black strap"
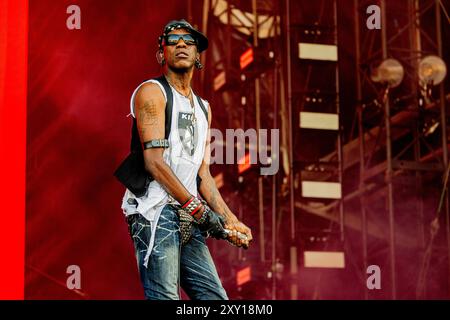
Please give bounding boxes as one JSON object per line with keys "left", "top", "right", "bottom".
{"left": 195, "top": 95, "right": 209, "bottom": 123}
{"left": 193, "top": 96, "right": 207, "bottom": 190}
{"left": 153, "top": 76, "right": 173, "bottom": 139}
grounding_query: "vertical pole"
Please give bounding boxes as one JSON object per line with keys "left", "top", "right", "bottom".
{"left": 271, "top": 10, "right": 280, "bottom": 299}
{"left": 238, "top": 193, "right": 244, "bottom": 261}
{"left": 410, "top": 0, "right": 425, "bottom": 250}
{"left": 226, "top": 0, "right": 234, "bottom": 129}
{"left": 226, "top": 2, "right": 231, "bottom": 69}
{"left": 271, "top": 64, "right": 279, "bottom": 300}
{"left": 408, "top": 0, "right": 426, "bottom": 254}
{"left": 200, "top": 0, "right": 210, "bottom": 91}
{"left": 333, "top": 0, "right": 345, "bottom": 242}
{"left": 252, "top": 0, "right": 266, "bottom": 263}
{"left": 435, "top": 0, "right": 450, "bottom": 297}
{"left": 381, "top": 0, "right": 397, "bottom": 300}
{"left": 354, "top": 0, "right": 369, "bottom": 300}
{"left": 286, "top": 0, "right": 298, "bottom": 300}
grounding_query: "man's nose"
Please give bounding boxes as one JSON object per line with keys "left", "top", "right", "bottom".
{"left": 176, "top": 39, "right": 187, "bottom": 48}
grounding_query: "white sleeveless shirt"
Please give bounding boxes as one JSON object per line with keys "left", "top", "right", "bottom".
{"left": 120, "top": 78, "right": 209, "bottom": 266}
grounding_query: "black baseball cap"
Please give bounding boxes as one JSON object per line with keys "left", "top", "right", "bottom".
{"left": 158, "top": 19, "right": 208, "bottom": 53}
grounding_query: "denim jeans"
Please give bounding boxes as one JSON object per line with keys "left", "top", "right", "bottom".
{"left": 127, "top": 204, "right": 228, "bottom": 300}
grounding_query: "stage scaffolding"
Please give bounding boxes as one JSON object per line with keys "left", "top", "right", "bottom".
{"left": 199, "top": 0, "right": 345, "bottom": 299}
{"left": 349, "top": 0, "right": 450, "bottom": 299}
{"left": 196, "top": 0, "right": 450, "bottom": 299}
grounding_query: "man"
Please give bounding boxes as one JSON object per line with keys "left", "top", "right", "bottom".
{"left": 119, "top": 20, "right": 253, "bottom": 300}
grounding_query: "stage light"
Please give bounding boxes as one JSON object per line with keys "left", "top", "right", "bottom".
{"left": 370, "top": 58, "right": 404, "bottom": 88}
{"left": 304, "top": 251, "right": 345, "bottom": 268}
{"left": 298, "top": 43, "right": 338, "bottom": 61}
{"left": 236, "top": 266, "right": 251, "bottom": 286}
{"left": 240, "top": 47, "right": 254, "bottom": 70}
{"left": 301, "top": 181, "right": 342, "bottom": 199}
{"left": 423, "top": 117, "right": 440, "bottom": 137}
{"left": 213, "top": 71, "right": 226, "bottom": 91}
{"left": 299, "top": 112, "right": 339, "bottom": 130}
{"left": 238, "top": 153, "right": 252, "bottom": 173}
{"left": 418, "top": 55, "right": 447, "bottom": 86}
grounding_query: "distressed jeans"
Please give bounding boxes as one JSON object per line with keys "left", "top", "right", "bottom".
{"left": 127, "top": 204, "right": 228, "bottom": 300}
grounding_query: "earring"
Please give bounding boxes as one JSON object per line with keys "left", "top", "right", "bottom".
{"left": 194, "top": 58, "right": 203, "bottom": 69}
{"left": 156, "top": 50, "right": 165, "bottom": 66}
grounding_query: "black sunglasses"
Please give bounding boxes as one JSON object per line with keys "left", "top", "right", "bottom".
{"left": 163, "top": 34, "right": 197, "bottom": 46}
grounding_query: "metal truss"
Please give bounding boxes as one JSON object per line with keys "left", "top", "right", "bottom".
{"left": 342, "top": 0, "right": 448, "bottom": 299}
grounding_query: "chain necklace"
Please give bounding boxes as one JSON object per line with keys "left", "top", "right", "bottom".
{"left": 166, "top": 77, "right": 197, "bottom": 125}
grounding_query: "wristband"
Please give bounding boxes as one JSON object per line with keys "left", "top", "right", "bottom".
{"left": 196, "top": 202, "right": 209, "bottom": 225}
{"left": 182, "top": 196, "right": 195, "bottom": 209}
{"left": 143, "top": 139, "right": 169, "bottom": 150}
{"left": 182, "top": 197, "right": 203, "bottom": 217}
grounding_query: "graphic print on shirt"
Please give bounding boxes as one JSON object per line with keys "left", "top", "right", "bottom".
{"left": 178, "top": 111, "right": 198, "bottom": 157}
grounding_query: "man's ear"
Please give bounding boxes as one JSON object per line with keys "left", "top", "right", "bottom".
{"left": 156, "top": 50, "right": 165, "bottom": 66}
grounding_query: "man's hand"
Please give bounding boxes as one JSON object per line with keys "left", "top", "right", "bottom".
{"left": 223, "top": 218, "right": 253, "bottom": 249}
{"left": 196, "top": 206, "right": 228, "bottom": 240}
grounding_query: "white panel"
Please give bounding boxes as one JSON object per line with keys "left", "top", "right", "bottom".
{"left": 304, "top": 251, "right": 345, "bottom": 268}
{"left": 301, "top": 181, "right": 341, "bottom": 199}
{"left": 299, "top": 43, "right": 338, "bottom": 61}
{"left": 300, "top": 112, "right": 339, "bottom": 130}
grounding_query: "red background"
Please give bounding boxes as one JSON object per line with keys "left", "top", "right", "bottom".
{"left": 0, "top": 0, "right": 27, "bottom": 299}
{"left": 3, "top": 0, "right": 449, "bottom": 300}
{"left": 25, "top": 0, "right": 197, "bottom": 299}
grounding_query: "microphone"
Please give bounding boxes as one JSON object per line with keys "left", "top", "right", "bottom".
{"left": 224, "top": 229, "right": 248, "bottom": 241}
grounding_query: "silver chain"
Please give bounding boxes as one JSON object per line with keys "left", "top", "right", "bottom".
{"left": 166, "top": 77, "right": 197, "bottom": 124}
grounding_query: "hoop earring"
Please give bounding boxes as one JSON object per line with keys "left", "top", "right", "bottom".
{"left": 194, "top": 58, "right": 203, "bottom": 69}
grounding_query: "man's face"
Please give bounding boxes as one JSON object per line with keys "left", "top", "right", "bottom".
{"left": 163, "top": 28, "right": 198, "bottom": 71}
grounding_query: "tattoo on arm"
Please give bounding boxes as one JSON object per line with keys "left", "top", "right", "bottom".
{"left": 204, "top": 176, "right": 228, "bottom": 217}
{"left": 209, "top": 186, "right": 220, "bottom": 210}
{"left": 138, "top": 100, "right": 158, "bottom": 136}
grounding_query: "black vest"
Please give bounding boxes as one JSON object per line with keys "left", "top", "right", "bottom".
{"left": 114, "top": 76, "right": 208, "bottom": 197}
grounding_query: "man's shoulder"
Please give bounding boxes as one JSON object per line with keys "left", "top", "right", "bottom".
{"left": 134, "top": 81, "right": 165, "bottom": 104}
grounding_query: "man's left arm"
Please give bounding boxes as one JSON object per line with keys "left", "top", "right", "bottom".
{"left": 198, "top": 104, "right": 253, "bottom": 248}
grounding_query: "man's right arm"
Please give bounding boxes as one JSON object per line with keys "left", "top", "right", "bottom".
{"left": 134, "top": 83, "right": 191, "bottom": 205}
